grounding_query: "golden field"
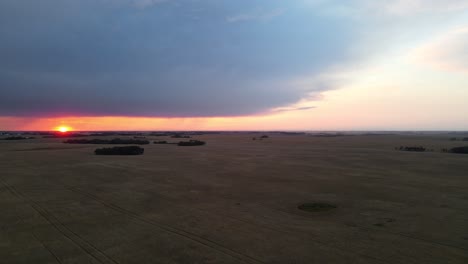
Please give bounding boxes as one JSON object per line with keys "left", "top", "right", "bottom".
{"left": 1, "top": 133, "right": 468, "bottom": 263}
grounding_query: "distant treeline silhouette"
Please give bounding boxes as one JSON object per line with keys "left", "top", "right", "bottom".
{"left": 177, "top": 140, "right": 206, "bottom": 146}
{"left": 64, "top": 138, "right": 150, "bottom": 145}
{"left": 171, "top": 134, "right": 191, "bottom": 138}
{"left": 154, "top": 140, "right": 206, "bottom": 145}
{"left": 312, "top": 133, "right": 348, "bottom": 137}
{"left": 44, "top": 133, "right": 89, "bottom": 138}
{"left": 90, "top": 132, "right": 144, "bottom": 136}
{"left": 95, "top": 146, "right": 144, "bottom": 155}
{"left": 397, "top": 145, "right": 468, "bottom": 154}
{"left": 150, "top": 132, "right": 219, "bottom": 137}
{"left": 1, "top": 136, "right": 35, "bottom": 140}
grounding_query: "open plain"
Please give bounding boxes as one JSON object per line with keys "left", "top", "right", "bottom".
{"left": 1, "top": 133, "right": 468, "bottom": 263}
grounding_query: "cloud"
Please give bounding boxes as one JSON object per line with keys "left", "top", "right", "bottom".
{"left": 273, "top": 106, "right": 316, "bottom": 112}
{"left": 304, "top": 0, "right": 468, "bottom": 18}
{"left": 131, "top": 0, "right": 169, "bottom": 9}
{"left": 379, "top": 0, "right": 468, "bottom": 15}
{"left": 226, "top": 8, "right": 285, "bottom": 23}
{"left": 410, "top": 27, "right": 468, "bottom": 74}
{"left": 0, "top": 0, "right": 354, "bottom": 118}
{"left": 2, "top": 0, "right": 466, "bottom": 120}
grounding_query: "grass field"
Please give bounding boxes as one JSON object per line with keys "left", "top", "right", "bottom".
{"left": 1, "top": 133, "right": 468, "bottom": 263}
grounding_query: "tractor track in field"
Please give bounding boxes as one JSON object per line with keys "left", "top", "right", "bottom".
{"left": 66, "top": 185, "right": 266, "bottom": 264}
{"left": 67, "top": 186, "right": 393, "bottom": 264}
{"left": 6, "top": 178, "right": 446, "bottom": 264}
{"left": 271, "top": 206, "right": 468, "bottom": 253}
{"left": 0, "top": 178, "right": 119, "bottom": 264}
{"left": 8, "top": 206, "right": 64, "bottom": 264}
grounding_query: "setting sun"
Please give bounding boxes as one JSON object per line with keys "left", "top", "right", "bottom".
{"left": 56, "top": 126, "right": 71, "bottom": 133}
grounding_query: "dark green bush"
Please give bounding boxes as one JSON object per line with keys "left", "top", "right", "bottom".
{"left": 177, "top": 140, "right": 206, "bottom": 146}
{"left": 298, "top": 203, "right": 337, "bottom": 212}
{"left": 450, "top": 146, "right": 468, "bottom": 154}
{"left": 95, "top": 146, "right": 144, "bottom": 155}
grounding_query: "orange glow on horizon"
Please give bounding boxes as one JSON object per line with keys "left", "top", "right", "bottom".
{"left": 1, "top": 114, "right": 308, "bottom": 132}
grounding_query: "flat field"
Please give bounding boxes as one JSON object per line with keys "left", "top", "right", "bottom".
{"left": 1, "top": 133, "right": 468, "bottom": 263}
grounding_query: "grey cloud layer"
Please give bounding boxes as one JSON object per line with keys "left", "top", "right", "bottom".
{"left": 0, "top": 0, "right": 355, "bottom": 117}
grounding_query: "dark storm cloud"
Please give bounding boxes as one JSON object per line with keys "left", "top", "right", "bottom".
{"left": 0, "top": 0, "right": 355, "bottom": 117}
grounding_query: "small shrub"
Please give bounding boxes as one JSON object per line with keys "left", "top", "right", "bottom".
{"left": 154, "top": 141, "right": 168, "bottom": 144}
{"left": 260, "top": 135, "right": 269, "bottom": 139}
{"left": 95, "top": 146, "right": 144, "bottom": 155}
{"left": 177, "top": 140, "right": 206, "bottom": 146}
{"left": 298, "top": 203, "right": 337, "bottom": 212}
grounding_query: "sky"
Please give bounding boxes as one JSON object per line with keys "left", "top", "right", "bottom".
{"left": 0, "top": 0, "right": 467, "bottom": 131}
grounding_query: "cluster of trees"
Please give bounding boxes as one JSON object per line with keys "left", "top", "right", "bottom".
{"left": 397, "top": 146, "right": 426, "bottom": 152}
{"left": 64, "top": 138, "right": 150, "bottom": 145}
{"left": 154, "top": 140, "right": 169, "bottom": 144}
{"left": 279, "top": 132, "right": 306, "bottom": 135}
{"left": 397, "top": 146, "right": 468, "bottom": 154}
{"left": 177, "top": 140, "right": 206, "bottom": 146}
{"left": 450, "top": 146, "right": 468, "bottom": 154}
{"left": 155, "top": 140, "right": 207, "bottom": 145}
{"left": 449, "top": 137, "right": 468, "bottom": 141}
{"left": 95, "top": 146, "right": 144, "bottom": 155}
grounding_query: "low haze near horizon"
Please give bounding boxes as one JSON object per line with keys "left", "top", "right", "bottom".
{"left": 1, "top": 0, "right": 467, "bottom": 131}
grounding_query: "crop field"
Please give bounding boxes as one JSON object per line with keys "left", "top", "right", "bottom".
{"left": 1, "top": 133, "right": 468, "bottom": 263}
